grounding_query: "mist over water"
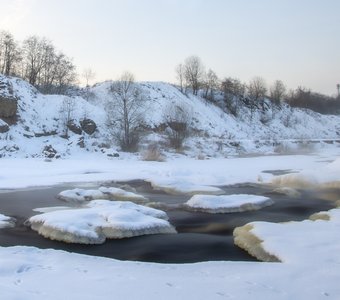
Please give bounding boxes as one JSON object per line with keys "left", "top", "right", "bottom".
{"left": 0, "top": 180, "right": 336, "bottom": 263}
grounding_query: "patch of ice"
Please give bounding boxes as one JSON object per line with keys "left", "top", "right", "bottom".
{"left": 58, "top": 187, "right": 147, "bottom": 203}
{"left": 98, "top": 187, "right": 148, "bottom": 202}
{"left": 0, "top": 213, "right": 15, "bottom": 228}
{"left": 185, "top": 194, "right": 273, "bottom": 213}
{"left": 149, "top": 180, "right": 224, "bottom": 196}
{"left": 32, "top": 207, "right": 74, "bottom": 213}
{"left": 28, "top": 200, "right": 176, "bottom": 244}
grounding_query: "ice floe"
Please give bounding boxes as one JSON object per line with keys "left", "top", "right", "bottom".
{"left": 185, "top": 194, "right": 273, "bottom": 213}
{"left": 27, "top": 200, "right": 176, "bottom": 244}
{"left": 149, "top": 180, "right": 224, "bottom": 195}
{"left": 57, "top": 187, "right": 147, "bottom": 203}
{"left": 234, "top": 208, "right": 340, "bottom": 263}
{"left": 0, "top": 213, "right": 15, "bottom": 228}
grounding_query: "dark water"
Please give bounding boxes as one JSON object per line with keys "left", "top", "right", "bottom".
{"left": 0, "top": 181, "right": 336, "bottom": 263}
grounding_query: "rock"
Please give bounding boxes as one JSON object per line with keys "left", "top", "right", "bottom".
{"left": 80, "top": 118, "right": 97, "bottom": 135}
{"left": 42, "top": 145, "right": 58, "bottom": 159}
{"left": 0, "top": 95, "right": 17, "bottom": 118}
{"left": 0, "top": 78, "right": 17, "bottom": 118}
{"left": 107, "top": 153, "right": 119, "bottom": 158}
{"left": 77, "top": 137, "right": 85, "bottom": 148}
{"left": 67, "top": 119, "right": 82, "bottom": 135}
{"left": 0, "top": 120, "right": 9, "bottom": 133}
{"left": 34, "top": 130, "right": 58, "bottom": 137}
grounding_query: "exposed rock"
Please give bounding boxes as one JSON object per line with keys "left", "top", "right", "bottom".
{"left": 0, "top": 120, "right": 9, "bottom": 133}
{"left": 0, "top": 78, "right": 17, "bottom": 118}
{"left": 77, "top": 137, "right": 85, "bottom": 148}
{"left": 67, "top": 119, "right": 82, "bottom": 135}
{"left": 80, "top": 118, "right": 97, "bottom": 135}
{"left": 0, "top": 95, "right": 17, "bottom": 118}
{"left": 34, "top": 130, "right": 58, "bottom": 137}
{"left": 107, "top": 153, "right": 119, "bottom": 158}
{"left": 42, "top": 145, "right": 59, "bottom": 159}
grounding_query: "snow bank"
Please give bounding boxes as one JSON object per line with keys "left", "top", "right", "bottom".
{"left": 185, "top": 194, "right": 273, "bottom": 213}
{"left": 28, "top": 200, "right": 176, "bottom": 244}
{"left": 58, "top": 187, "right": 147, "bottom": 203}
{"left": 234, "top": 208, "right": 340, "bottom": 264}
{"left": 0, "top": 213, "right": 15, "bottom": 228}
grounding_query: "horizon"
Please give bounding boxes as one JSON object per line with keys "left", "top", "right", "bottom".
{"left": 0, "top": 0, "right": 339, "bottom": 96}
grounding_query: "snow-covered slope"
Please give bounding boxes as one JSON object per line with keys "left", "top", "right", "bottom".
{"left": 1, "top": 74, "right": 339, "bottom": 158}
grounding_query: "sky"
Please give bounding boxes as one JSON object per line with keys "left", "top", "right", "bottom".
{"left": 0, "top": 0, "right": 339, "bottom": 95}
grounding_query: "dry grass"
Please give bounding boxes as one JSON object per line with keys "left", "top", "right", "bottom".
{"left": 142, "top": 143, "right": 165, "bottom": 162}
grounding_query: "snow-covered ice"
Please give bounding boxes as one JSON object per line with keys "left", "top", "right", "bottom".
{"left": 149, "top": 179, "right": 225, "bottom": 195}
{"left": 234, "top": 208, "right": 340, "bottom": 264}
{"left": 28, "top": 200, "right": 176, "bottom": 244}
{"left": 0, "top": 213, "right": 15, "bottom": 228}
{"left": 57, "top": 187, "right": 147, "bottom": 203}
{"left": 185, "top": 194, "right": 273, "bottom": 213}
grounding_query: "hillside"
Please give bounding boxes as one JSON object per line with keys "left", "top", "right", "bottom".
{"left": 0, "top": 74, "right": 339, "bottom": 158}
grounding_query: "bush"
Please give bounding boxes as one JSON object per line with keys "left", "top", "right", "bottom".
{"left": 164, "top": 103, "right": 192, "bottom": 150}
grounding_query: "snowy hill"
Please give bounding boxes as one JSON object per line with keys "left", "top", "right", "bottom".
{"left": 0, "top": 74, "right": 340, "bottom": 158}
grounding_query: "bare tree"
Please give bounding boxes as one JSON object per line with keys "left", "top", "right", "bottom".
{"left": 107, "top": 71, "right": 148, "bottom": 151}
{"left": 175, "top": 63, "right": 185, "bottom": 93}
{"left": 164, "top": 103, "right": 192, "bottom": 149}
{"left": 53, "top": 53, "right": 77, "bottom": 94}
{"left": 21, "top": 36, "right": 76, "bottom": 94}
{"left": 270, "top": 80, "right": 286, "bottom": 105}
{"left": 221, "top": 77, "right": 246, "bottom": 116}
{"left": 247, "top": 76, "right": 267, "bottom": 116}
{"left": 202, "top": 69, "right": 219, "bottom": 101}
{"left": 248, "top": 76, "right": 267, "bottom": 102}
{"left": 0, "top": 31, "right": 21, "bottom": 76}
{"left": 22, "top": 36, "right": 46, "bottom": 86}
{"left": 82, "top": 68, "right": 95, "bottom": 87}
{"left": 59, "top": 97, "right": 76, "bottom": 138}
{"left": 183, "top": 56, "right": 205, "bottom": 96}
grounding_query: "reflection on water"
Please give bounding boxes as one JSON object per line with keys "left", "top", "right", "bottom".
{"left": 0, "top": 181, "right": 337, "bottom": 263}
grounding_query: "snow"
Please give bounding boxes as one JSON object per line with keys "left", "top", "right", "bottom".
{"left": 0, "top": 149, "right": 340, "bottom": 298}
{"left": 271, "top": 155, "right": 340, "bottom": 189}
{"left": 1, "top": 73, "right": 340, "bottom": 298}
{"left": 185, "top": 194, "right": 273, "bottom": 213}
{"left": 149, "top": 179, "right": 224, "bottom": 195}
{"left": 0, "top": 151, "right": 337, "bottom": 190}
{"left": 0, "top": 213, "right": 15, "bottom": 228}
{"left": 1, "top": 75, "right": 340, "bottom": 159}
{"left": 234, "top": 208, "right": 340, "bottom": 264}
{"left": 28, "top": 200, "right": 176, "bottom": 244}
{"left": 57, "top": 187, "right": 147, "bottom": 203}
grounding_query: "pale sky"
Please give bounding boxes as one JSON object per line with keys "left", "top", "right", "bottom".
{"left": 0, "top": 0, "right": 339, "bottom": 95}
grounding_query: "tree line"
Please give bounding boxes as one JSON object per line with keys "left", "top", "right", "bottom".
{"left": 0, "top": 31, "right": 76, "bottom": 94}
{"left": 176, "top": 55, "right": 340, "bottom": 115}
